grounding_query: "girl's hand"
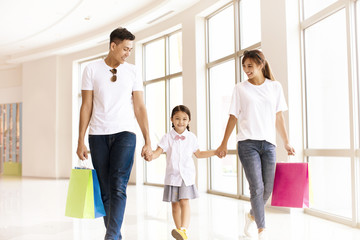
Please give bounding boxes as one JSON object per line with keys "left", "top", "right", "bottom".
{"left": 285, "top": 143, "right": 295, "bottom": 156}
{"left": 215, "top": 144, "right": 227, "bottom": 158}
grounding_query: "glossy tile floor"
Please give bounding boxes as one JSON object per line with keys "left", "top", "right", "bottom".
{"left": 1, "top": 176, "right": 360, "bottom": 240}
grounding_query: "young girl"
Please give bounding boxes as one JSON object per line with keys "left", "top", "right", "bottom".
{"left": 148, "top": 105, "right": 215, "bottom": 240}
{"left": 216, "top": 50, "right": 295, "bottom": 240}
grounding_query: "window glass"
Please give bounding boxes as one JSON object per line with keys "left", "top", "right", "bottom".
{"left": 309, "top": 157, "right": 352, "bottom": 218}
{"left": 304, "top": 9, "right": 350, "bottom": 149}
{"left": 145, "top": 39, "right": 165, "bottom": 80}
{"left": 169, "top": 32, "right": 183, "bottom": 74}
{"left": 303, "top": 0, "right": 337, "bottom": 19}
{"left": 145, "top": 81, "right": 166, "bottom": 184}
{"left": 208, "top": 5, "right": 234, "bottom": 62}
{"left": 169, "top": 77, "right": 183, "bottom": 131}
{"left": 209, "top": 60, "right": 236, "bottom": 150}
{"left": 210, "top": 154, "right": 237, "bottom": 194}
{"left": 209, "top": 60, "right": 237, "bottom": 195}
{"left": 240, "top": 0, "right": 261, "bottom": 49}
{"left": 146, "top": 154, "right": 166, "bottom": 184}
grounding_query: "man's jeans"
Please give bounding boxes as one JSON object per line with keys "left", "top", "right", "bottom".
{"left": 237, "top": 140, "right": 276, "bottom": 229}
{"left": 89, "top": 131, "right": 136, "bottom": 240}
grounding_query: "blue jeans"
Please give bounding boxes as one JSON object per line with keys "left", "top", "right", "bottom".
{"left": 89, "top": 131, "right": 136, "bottom": 240}
{"left": 237, "top": 140, "right": 276, "bottom": 229}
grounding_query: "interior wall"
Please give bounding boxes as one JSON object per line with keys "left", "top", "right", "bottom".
{"left": 22, "top": 56, "right": 58, "bottom": 177}
{"left": 0, "top": 67, "right": 22, "bottom": 104}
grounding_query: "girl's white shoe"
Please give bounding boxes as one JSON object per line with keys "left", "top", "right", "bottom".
{"left": 258, "top": 229, "right": 268, "bottom": 240}
{"left": 244, "top": 212, "right": 255, "bottom": 237}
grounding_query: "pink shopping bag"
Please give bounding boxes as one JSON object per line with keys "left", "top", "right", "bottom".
{"left": 271, "top": 163, "right": 310, "bottom": 208}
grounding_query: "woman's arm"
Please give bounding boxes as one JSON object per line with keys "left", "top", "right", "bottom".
{"left": 194, "top": 150, "right": 216, "bottom": 158}
{"left": 215, "top": 114, "right": 237, "bottom": 158}
{"left": 276, "top": 111, "right": 295, "bottom": 155}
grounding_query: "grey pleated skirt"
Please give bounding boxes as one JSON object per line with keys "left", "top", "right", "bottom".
{"left": 163, "top": 181, "right": 199, "bottom": 202}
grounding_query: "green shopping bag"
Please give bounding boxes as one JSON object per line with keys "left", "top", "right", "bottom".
{"left": 65, "top": 168, "right": 106, "bottom": 219}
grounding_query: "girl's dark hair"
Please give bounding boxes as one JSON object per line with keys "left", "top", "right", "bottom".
{"left": 171, "top": 105, "right": 191, "bottom": 131}
{"left": 109, "top": 27, "right": 135, "bottom": 46}
{"left": 242, "top": 50, "right": 275, "bottom": 81}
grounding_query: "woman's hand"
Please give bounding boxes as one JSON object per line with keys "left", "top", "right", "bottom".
{"left": 285, "top": 143, "right": 295, "bottom": 156}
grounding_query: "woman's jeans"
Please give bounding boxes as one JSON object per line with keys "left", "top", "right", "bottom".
{"left": 89, "top": 131, "right": 136, "bottom": 240}
{"left": 237, "top": 140, "right": 276, "bottom": 229}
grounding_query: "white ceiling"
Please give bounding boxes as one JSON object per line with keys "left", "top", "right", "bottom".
{"left": 0, "top": 0, "right": 199, "bottom": 69}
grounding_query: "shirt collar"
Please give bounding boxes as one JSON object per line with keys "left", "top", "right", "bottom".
{"left": 170, "top": 128, "right": 189, "bottom": 139}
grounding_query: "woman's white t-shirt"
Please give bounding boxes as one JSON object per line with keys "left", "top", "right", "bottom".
{"left": 158, "top": 129, "right": 199, "bottom": 187}
{"left": 82, "top": 60, "right": 143, "bottom": 135}
{"left": 228, "top": 79, "right": 288, "bottom": 146}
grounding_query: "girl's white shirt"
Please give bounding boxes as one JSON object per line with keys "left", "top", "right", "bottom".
{"left": 229, "top": 79, "right": 288, "bottom": 146}
{"left": 158, "top": 129, "right": 199, "bottom": 187}
{"left": 82, "top": 59, "right": 143, "bottom": 135}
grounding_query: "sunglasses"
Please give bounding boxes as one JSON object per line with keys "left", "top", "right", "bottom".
{"left": 243, "top": 50, "right": 263, "bottom": 62}
{"left": 110, "top": 68, "right": 117, "bottom": 82}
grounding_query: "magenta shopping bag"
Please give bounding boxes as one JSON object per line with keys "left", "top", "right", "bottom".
{"left": 271, "top": 163, "right": 310, "bottom": 208}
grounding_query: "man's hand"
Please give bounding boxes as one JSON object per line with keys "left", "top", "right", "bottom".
{"left": 77, "top": 143, "right": 88, "bottom": 160}
{"left": 141, "top": 144, "right": 153, "bottom": 161}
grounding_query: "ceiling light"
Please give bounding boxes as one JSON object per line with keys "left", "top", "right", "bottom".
{"left": 147, "top": 11, "right": 174, "bottom": 24}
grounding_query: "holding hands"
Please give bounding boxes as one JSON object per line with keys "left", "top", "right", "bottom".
{"left": 215, "top": 144, "right": 227, "bottom": 158}
{"left": 141, "top": 144, "right": 153, "bottom": 161}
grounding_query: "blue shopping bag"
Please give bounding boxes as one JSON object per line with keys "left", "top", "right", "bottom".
{"left": 65, "top": 168, "right": 106, "bottom": 218}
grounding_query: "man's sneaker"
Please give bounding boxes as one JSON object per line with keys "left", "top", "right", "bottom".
{"left": 244, "top": 212, "right": 255, "bottom": 237}
{"left": 258, "top": 229, "right": 268, "bottom": 240}
{"left": 171, "top": 228, "right": 188, "bottom": 240}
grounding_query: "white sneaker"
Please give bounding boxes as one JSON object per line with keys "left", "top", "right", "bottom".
{"left": 244, "top": 212, "right": 255, "bottom": 238}
{"left": 258, "top": 229, "right": 268, "bottom": 240}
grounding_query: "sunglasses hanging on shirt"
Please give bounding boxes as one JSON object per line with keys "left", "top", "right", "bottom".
{"left": 110, "top": 68, "right": 117, "bottom": 82}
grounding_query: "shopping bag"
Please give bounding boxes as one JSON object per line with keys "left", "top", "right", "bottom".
{"left": 3, "top": 162, "right": 22, "bottom": 176}
{"left": 65, "top": 168, "right": 106, "bottom": 218}
{"left": 271, "top": 162, "right": 310, "bottom": 208}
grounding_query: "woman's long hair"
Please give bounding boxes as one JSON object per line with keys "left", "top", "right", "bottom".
{"left": 242, "top": 50, "right": 275, "bottom": 81}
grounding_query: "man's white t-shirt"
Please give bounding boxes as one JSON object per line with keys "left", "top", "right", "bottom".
{"left": 82, "top": 60, "right": 143, "bottom": 135}
{"left": 229, "top": 79, "right": 288, "bottom": 146}
{"left": 158, "top": 129, "right": 199, "bottom": 187}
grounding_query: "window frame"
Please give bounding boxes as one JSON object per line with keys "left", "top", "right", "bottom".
{"left": 300, "top": 0, "right": 360, "bottom": 227}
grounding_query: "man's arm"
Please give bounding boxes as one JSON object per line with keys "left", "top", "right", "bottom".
{"left": 133, "top": 91, "right": 152, "bottom": 160}
{"left": 76, "top": 90, "right": 93, "bottom": 160}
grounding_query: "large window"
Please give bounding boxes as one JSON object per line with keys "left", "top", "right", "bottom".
{"left": 301, "top": 0, "right": 360, "bottom": 226}
{"left": 206, "top": 0, "right": 261, "bottom": 197}
{"left": 143, "top": 30, "right": 183, "bottom": 185}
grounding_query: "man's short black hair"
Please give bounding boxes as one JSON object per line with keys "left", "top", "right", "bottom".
{"left": 110, "top": 27, "right": 135, "bottom": 45}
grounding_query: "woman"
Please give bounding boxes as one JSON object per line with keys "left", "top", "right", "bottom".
{"left": 216, "top": 50, "right": 295, "bottom": 240}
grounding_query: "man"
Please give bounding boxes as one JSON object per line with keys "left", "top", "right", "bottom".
{"left": 76, "top": 27, "right": 152, "bottom": 240}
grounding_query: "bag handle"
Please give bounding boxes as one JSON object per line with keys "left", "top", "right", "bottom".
{"left": 75, "top": 159, "right": 92, "bottom": 169}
